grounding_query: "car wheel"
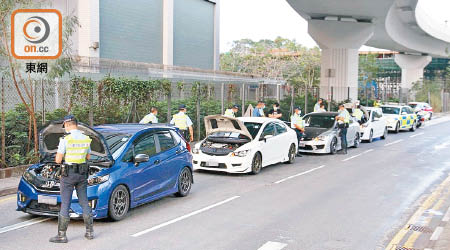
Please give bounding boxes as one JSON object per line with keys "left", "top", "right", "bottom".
{"left": 368, "top": 129, "right": 373, "bottom": 143}
{"left": 250, "top": 153, "right": 262, "bottom": 175}
{"left": 394, "top": 122, "right": 400, "bottom": 134}
{"left": 353, "top": 133, "right": 360, "bottom": 148}
{"left": 108, "top": 185, "right": 130, "bottom": 221}
{"left": 429, "top": 113, "right": 432, "bottom": 120}
{"left": 285, "top": 144, "right": 296, "bottom": 164}
{"left": 330, "top": 138, "right": 337, "bottom": 155}
{"left": 410, "top": 121, "right": 416, "bottom": 132}
{"left": 381, "top": 127, "right": 388, "bottom": 140}
{"left": 176, "top": 167, "right": 192, "bottom": 197}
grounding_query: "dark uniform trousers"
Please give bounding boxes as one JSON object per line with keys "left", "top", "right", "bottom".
{"left": 339, "top": 125, "right": 348, "bottom": 151}
{"left": 60, "top": 167, "right": 91, "bottom": 218}
{"left": 180, "top": 130, "right": 189, "bottom": 141}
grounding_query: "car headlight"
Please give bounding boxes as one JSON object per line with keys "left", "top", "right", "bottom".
{"left": 192, "top": 147, "right": 200, "bottom": 154}
{"left": 88, "top": 174, "right": 109, "bottom": 186}
{"left": 314, "top": 135, "right": 327, "bottom": 141}
{"left": 232, "top": 150, "right": 250, "bottom": 157}
{"left": 23, "top": 171, "right": 34, "bottom": 183}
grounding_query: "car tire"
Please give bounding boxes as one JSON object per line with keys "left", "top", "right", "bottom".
{"left": 394, "top": 122, "right": 400, "bottom": 134}
{"left": 250, "top": 153, "right": 262, "bottom": 175}
{"left": 381, "top": 127, "right": 388, "bottom": 140}
{"left": 285, "top": 144, "right": 296, "bottom": 164}
{"left": 108, "top": 185, "right": 130, "bottom": 221}
{"left": 429, "top": 113, "right": 432, "bottom": 120}
{"left": 353, "top": 133, "right": 360, "bottom": 148}
{"left": 368, "top": 130, "right": 373, "bottom": 143}
{"left": 330, "top": 138, "right": 337, "bottom": 155}
{"left": 410, "top": 121, "right": 416, "bottom": 132}
{"left": 175, "top": 167, "right": 192, "bottom": 197}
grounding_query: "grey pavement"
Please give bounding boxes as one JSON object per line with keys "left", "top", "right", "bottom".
{"left": 0, "top": 115, "right": 450, "bottom": 250}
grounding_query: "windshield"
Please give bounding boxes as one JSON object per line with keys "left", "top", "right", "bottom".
{"left": 209, "top": 131, "right": 241, "bottom": 138}
{"left": 381, "top": 107, "right": 400, "bottom": 115}
{"left": 304, "top": 115, "right": 336, "bottom": 128}
{"left": 244, "top": 122, "right": 262, "bottom": 139}
{"left": 99, "top": 132, "right": 131, "bottom": 154}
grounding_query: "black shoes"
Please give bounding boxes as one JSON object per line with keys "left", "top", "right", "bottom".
{"left": 83, "top": 214, "right": 94, "bottom": 240}
{"left": 49, "top": 215, "right": 70, "bottom": 243}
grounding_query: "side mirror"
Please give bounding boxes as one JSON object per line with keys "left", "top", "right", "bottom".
{"left": 134, "top": 154, "right": 149, "bottom": 166}
{"left": 260, "top": 134, "right": 273, "bottom": 142}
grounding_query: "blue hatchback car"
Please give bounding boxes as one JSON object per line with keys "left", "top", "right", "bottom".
{"left": 17, "top": 122, "right": 193, "bottom": 221}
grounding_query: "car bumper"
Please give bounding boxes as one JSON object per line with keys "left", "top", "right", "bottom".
{"left": 386, "top": 120, "right": 398, "bottom": 131}
{"left": 192, "top": 152, "right": 252, "bottom": 173}
{"left": 16, "top": 177, "right": 109, "bottom": 219}
{"left": 298, "top": 140, "right": 329, "bottom": 154}
{"left": 360, "top": 127, "right": 370, "bottom": 140}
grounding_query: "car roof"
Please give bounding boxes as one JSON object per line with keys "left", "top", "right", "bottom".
{"left": 237, "top": 117, "right": 280, "bottom": 123}
{"left": 305, "top": 112, "right": 339, "bottom": 116}
{"left": 381, "top": 105, "right": 407, "bottom": 108}
{"left": 94, "top": 123, "right": 175, "bottom": 134}
{"left": 365, "top": 107, "right": 380, "bottom": 111}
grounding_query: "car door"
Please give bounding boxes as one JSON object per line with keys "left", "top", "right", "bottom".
{"left": 258, "top": 122, "right": 276, "bottom": 166}
{"left": 346, "top": 118, "right": 356, "bottom": 145}
{"left": 124, "top": 133, "right": 164, "bottom": 202}
{"left": 274, "top": 122, "right": 290, "bottom": 162}
{"left": 400, "top": 107, "right": 409, "bottom": 128}
{"left": 372, "top": 110, "right": 382, "bottom": 137}
{"left": 154, "top": 131, "right": 180, "bottom": 192}
{"left": 375, "top": 110, "right": 385, "bottom": 137}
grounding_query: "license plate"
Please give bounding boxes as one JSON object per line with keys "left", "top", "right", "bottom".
{"left": 206, "top": 161, "right": 219, "bottom": 167}
{"left": 299, "top": 142, "right": 306, "bottom": 147}
{"left": 38, "top": 195, "right": 57, "bottom": 205}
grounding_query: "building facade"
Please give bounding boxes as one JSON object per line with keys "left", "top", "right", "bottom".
{"left": 52, "top": 0, "right": 220, "bottom": 70}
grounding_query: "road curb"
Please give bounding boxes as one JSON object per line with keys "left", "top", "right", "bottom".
{"left": 0, "top": 187, "right": 17, "bottom": 197}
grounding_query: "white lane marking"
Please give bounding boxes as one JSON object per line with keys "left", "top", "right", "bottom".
{"left": 429, "top": 226, "right": 444, "bottom": 241}
{"left": 410, "top": 132, "right": 425, "bottom": 138}
{"left": 342, "top": 153, "right": 363, "bottom": 162}
{"left": 131, "top": 196, "right": 240, "bottom": 237}
{"left": 0, "top": 217, "right": 52, "bottom": 234}
{"left": 257, "top": 241, "right": 287, "bottom": 250}
{"left": 434, "top": 141, "right": 450, "bottom": 150}
{"left": 384, "top": 139, "right": 404, "bottom": 147}
{"left": 363, "top": 149, "right": 374, "bottom": 154}
{"left": 274, "top": 165, "right": 325, "bottom": 184}
{"left": 442, "top": 206, "right": 450, "bottom": 222}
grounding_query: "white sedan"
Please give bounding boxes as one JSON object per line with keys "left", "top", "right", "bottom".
{"left": 192, "top": 116, "right": 298, "bottom": 174}
{"left": 360, "top": 107, "right": 388, "bottom": 142}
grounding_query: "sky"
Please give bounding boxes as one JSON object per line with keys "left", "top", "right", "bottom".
{"left": 219, "top": 0, "right": 450, "bottom": 53}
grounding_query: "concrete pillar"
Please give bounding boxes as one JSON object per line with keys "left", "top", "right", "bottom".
{"left": 162, "top": 0, "right": 174, "bottom": 66}
{"left": 394, "top": 54, "right": 432, "bottom": 90}
{"left": 77, "top": 0, "right": 99, "bottom": 59}
{"left": 308, "top": 19, "right": 374, "bottom": 102}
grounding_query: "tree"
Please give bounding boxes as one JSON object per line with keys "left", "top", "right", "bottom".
{"left": 0, "top": 1, "right": 78, "bottom": 156}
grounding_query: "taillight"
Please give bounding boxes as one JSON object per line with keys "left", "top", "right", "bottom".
{"left": 186, "top": 142, "right": 191, "bottom": 152}
{"left": 421, "top": 118, "right": 425, "bottom": 121}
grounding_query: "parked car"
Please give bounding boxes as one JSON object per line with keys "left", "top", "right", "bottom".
{"left": 192, "top": 116, "right": 298, "bottom": 174}
{"left": 408, "top": 102, "right": 433, "bottom": 120}
{"left": 360, "top": 107, "right": 388, "bottom": 142}
{"left": 17, "top": 122, "right": 193, "bottom": 221}
{"left": 381, "top": 105, "right": 417, "bottom": 133}
{"left": 298, "top": 112, "right": 361, "bottom": 154}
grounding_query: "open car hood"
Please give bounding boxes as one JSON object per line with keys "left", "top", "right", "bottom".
{"left": 39, "top": 121, "right": 113, "bottom": 163}
{"left": 204, "top": 115, "right": 253, "bottom": 139}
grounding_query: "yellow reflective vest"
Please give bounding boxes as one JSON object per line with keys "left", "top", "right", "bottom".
{"left": 353, "top": 109, "right": 363, "bottom": 120}
{"left": 291, "top": 113, "right": 304, "bottom": 129}
{"left": 64, "top": 134, "right": 91, "bottom": 164}
{"left": 224, "top": 109, "right": 235, "bottom": 118}
{"left": 173, "top": 112, "right": 188, "bottom": 130}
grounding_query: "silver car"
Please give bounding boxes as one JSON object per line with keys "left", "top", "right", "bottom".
{"left": 298, "top": 112, "right": 361, "bottom": 154}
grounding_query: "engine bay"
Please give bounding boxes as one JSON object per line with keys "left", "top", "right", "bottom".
{"left": 200, "top": 139, "right": 246, "bottom": 156}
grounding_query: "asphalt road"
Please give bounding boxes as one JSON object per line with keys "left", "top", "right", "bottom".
{"left": 1, "top": 116, "right": 450, "bottom": 250}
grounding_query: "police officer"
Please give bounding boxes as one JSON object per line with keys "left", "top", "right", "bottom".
{"left": 140, "top": 107, "right": 158, "bottom": 124}
{"left": 291, "top": 106, "right": 304, "bottom": 157}
{"left": 374, "top": 99, "right": 382, "bottom": 107}
{"left": 224, "top": 104, "right": 239, "bottom": 118}
{"left": 170, "top": 104, "right": 194, "bottom": 142}
{"left": 50, "top": 115, "right": 93, "bottom": 243}
{"left": 336, "top": 104, "right": 351, "bottom": 154}
{"left": 353, "top": 105, "right": 364, "bottom": 124}
{"left": 314, "top": 98, "right": 323, "bottom": 112}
